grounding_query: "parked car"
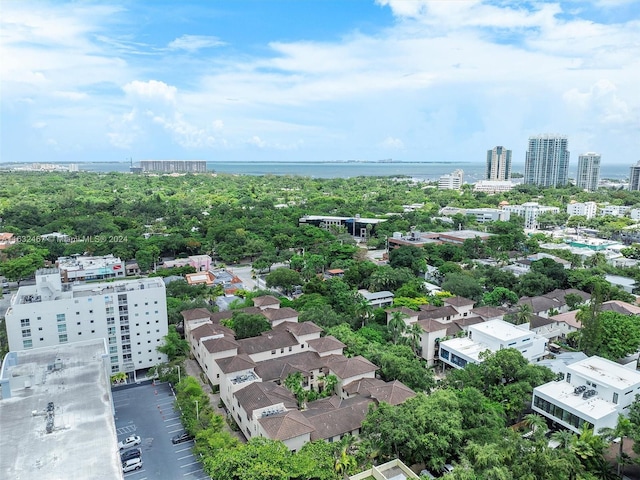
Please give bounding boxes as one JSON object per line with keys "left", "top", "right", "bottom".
{"left": 118, "top": 435, "right": 141, "bottom": 450}
{"left": 120, "top": 447, "right": 142, "bottom": 462}
{"left": 171, "top": 432, "right": 194, "bottom": 444}
{"left": 122, "top": 457, "right": 142, "bottom": 473}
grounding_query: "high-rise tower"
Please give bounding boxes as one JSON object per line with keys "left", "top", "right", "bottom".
{"left": 486, "top": 146, "right": 512, "bottom": 181}
{"left": 576, "top": 153, "right": 601, "bottom": 192}
{"left": 630, "top": 161, "right": 640, "bottom": 191}
{"left": 524, "top": 135, "right": 570, "bottom": 187}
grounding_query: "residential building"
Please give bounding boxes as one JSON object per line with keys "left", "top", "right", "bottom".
{"left": 501, "top": 202, "right": 560, "bottom": 230}
{"left": 604, "top": 274, "right": 636, "bottom": 294}
{"left": 486, "top": 146, "right": 512, "bottom": 180}
{"left": 0, "top": 232, "right": 16, "bottom": 250}
{"left": 439, "top": 319, "right": 548, "bottom": 370}
{"left": 350, "top": 459, "right": 420, "bottom": 480}
{"left": 0, "top": 339, "right": 122, "bottom": 480}
{"left": 546, "top": 300, "right": 640, "bottom": 340}
{"left": 4, "top": 269, "right": 168, "bottom": 376}
{"left": 465, "top": 208, "right": 510, "bottom": 223}
{"left": 56, "top": 254, "right": 126, "bottom": 282}
{"left": 576, "top": 153, "right": 601, "bottom": 192}
{"left": 600, "top": 205, "right": 631, "bottom": 217}
{"left": 567, "top": 201, "right": 597, "bottom": 220}
{"left": 524, "top": 134, "right": 570, "bottom": 187}
{"left": 473, "top": 180, "right": 515, "bottom": 194}
{"left": 629, "top": 161, "right": 640, "bottom": 191}
{"left": 517, "top": 288, "right": 590, "bottom": 318}
{"left": 162, "top": 254, "right": 212, "bottom": 271}
{"left": 532, "top": 355, "right": 640, "bottom": 434}
{"left": 360, "top": 290, "right": 394, "bottom": 308}
{"left": 438, "top": 169, "right": 464, "bottom": 190}
{"left": 139, "top": 159, "right": 207, "bottom": 173}
{"left": 298, "top": 215, "right": 386, "bottom": 238}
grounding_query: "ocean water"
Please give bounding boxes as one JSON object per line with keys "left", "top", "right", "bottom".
{"left": 9, "top": 161, "right": 633, "bottom": 181}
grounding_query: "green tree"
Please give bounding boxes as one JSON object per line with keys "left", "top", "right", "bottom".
{"left": 441, "top": 273, "right": 483, "bottom": 301}
{"left": 225, "top": 311, "right": 271, "bottom": 340}
{"left": 481, "top": 287, "right": 518, "bottom": 307}
{"left": 0, "top": 253, "right": 45, "bottom": 284}
{"left": 599, "top": 415, "right": 633, "bottom": 478}
{"left": 265, "top": 268, "right": 303, "bottom": 294}
{"left": 157, "top": 325, "right": 190, "bottom": 361}
{"left": 591, "top": 311, "right": 640, "bottom": 360}
{"left": 387, "top": 311, "right": 407, "bottom": 344}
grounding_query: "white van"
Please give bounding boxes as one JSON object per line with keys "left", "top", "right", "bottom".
{"left": 123, "top": 457, "right": 142, "bottom": 473}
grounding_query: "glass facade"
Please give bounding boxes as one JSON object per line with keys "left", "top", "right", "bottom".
{"left": 534, "top": 395, "right": 593, "bottom": 430}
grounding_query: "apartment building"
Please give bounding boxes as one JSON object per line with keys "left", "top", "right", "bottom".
{"left": 438, "top": 169, "right": 464, "bottom": 190}
{"left": 566, "top": 201, "right": 597, "bottom": 220}
{"left": 4, "top": 269, "right": 168, "bottom": 376}
{"left": 524, "top": 134, "right": 570, "bottom": 187}
{"left": 576, "top": 153, "right": 601, "bottom": 192}
{"left": 501, "top": 202, "right": 560, "bottom": 230}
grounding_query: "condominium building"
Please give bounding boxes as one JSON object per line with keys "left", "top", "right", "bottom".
{"left": 532, "top": 355, "right": 640, "bottom": 434}
{"left": 501, "top": 202, "right": 560, "bottom": 230}
{"left": 566, "top": 201, "right": 597, "bottom": 220}
{"left": 524, "top": 135, "right": 570, "bottom": 187}
{"left": 438, "top": 169, "right": 464, "bottom": 190}
{"left": 629, "top": 161, "right": 640, "bottom": 191}
{"left": 473, "top": 180, "right": 515, "bottom": 194}
{"left": 140, "top": 160, "right": 207, "bottom": 173}
{"left": 576, "top": 153, "right": 601, "bottom": 192}
{"left": 4, "top": 269, "right": 168, "bottom": 377}
{"left": 486, "top": 146, "right": 512, "bottom": 180}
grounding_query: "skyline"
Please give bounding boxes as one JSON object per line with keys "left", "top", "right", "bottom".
{"left": 1, "top": 0, "right": 639, "bottom": 165}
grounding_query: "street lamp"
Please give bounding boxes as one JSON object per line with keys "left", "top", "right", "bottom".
{"left": 176, "top": 365, "right": 181, "bottom": 383}
{"left": 195, "top": 400, "right": 199, "bottom": 421}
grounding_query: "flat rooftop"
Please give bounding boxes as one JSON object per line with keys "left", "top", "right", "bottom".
{"left": 534, "top": 381, "right": 617, "bottom": 422}
{"left": 471, "top": 319, "right": 532, "bottom": 342}
{"left": 0, "top": 339, "right": 123, "bottom": 480}
{"left": 568, "top": 356, "right": 640, "bottom": 391}
{"left": 440, "top": 337, "right": 491, "bottom": 363}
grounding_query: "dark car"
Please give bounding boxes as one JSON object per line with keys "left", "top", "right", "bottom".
{"left": 171, "top": 432, "right": 193, "bottom": 444}
{"left": 120, "top": 447, "right": 142, "bottom": 462}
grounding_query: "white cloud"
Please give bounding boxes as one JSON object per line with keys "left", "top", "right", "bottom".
{"left": 123, "top": 80, "right": 177, "bottom": 104}
{"left": 53, "top": 91, "right": 88, "bottom": 101}
{"left": 168, "top": 35, "right": 225, "bottom": 52}
{"left": 247, "top": 136, "right": 267, "bottom": 148}
{"left": 563, "top": 80, "right": 632, "bottom": 124}
{"left": 380, "top": 136, "right": 404, "bottom": 149}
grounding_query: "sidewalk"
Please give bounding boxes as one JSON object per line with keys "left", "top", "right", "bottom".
{"left": 183, "top": 357, "right": 246, "bottom": 443}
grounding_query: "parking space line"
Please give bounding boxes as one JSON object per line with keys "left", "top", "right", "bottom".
{"left": 177, "top": 454, "right": 193, "bottom": 460}
{"left": 165, "top": 422, "right": 182, "bottom": 427}
{"left": 175, "top": 445, "right": 193, "bottom": 453}
{"left": 168, "top": 428, "right": 184, "bottom": 434}
{"left": 180, "top": 461, "right": 200, "bottom": 468}
{"left": 183, "top": 469, "right": 204, "bottom": 476}
{"left": 124, "top": 469, "right": 145, "bottom": 477}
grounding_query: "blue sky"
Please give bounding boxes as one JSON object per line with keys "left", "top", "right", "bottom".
{"left": 1, "top": 0, "right": 639, "bottom": 165}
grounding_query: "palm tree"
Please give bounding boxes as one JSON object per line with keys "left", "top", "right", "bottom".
{"left": 388, "top": 311, "right": 408, "bottom": 344}
{"left": 523, "top": 413, "right": 547, "bottom": 442}
{"left": 407, "top": 322, "right": 423, "bottom": 355}
{"left": 599, "top": 415, "right": 633, "bottom": 478}
{"left": 513, "top": 303, "right": 533, "bottom": 325}
{"left": 551, "top": 429, "right": 575, "bottom": 450}
{"left": 334, "top": 446, "right": 357, "bottom": 479}
{"left": 353, "top": 294, "right": 374, "bottom": 328}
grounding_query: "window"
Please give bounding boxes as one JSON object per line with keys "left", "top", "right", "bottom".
{"left": 111, "top": 355, "right": 119, "bottom": 364}
{"left": 289, "top": 346, "right": 292, "bottom": 352}
{"left": 77, "top": 322, "right": 81, "bottom": 325}
{"left": 38, "top": 327, "right": 42, "bottom": 331}
{"left": 566, "top": 373, "right": 571, "bottom": 383}
{"left": 22, "top": 329, "right": 31, "bottom": 338}
{"left": 56, "top": 314, "right": 66, "bottom": 323}
{"left": 109, "top": 346, "right": 117, "bottom": 354}
{"left": 613, "top": 393, "right": 619, "bottom": 404}
{"left": 108, "top": 327, "right": 116, "bottom": 335}
{"left": 59, "top": 334, "right": 68, "bottom": 343}
{"left": 280, "top": 348, "right": 284, "bottom": 353}
{"left": 57, "top": 324, "right": 67, "bottom": 333}
{"left": 271, "top": 350, "right": 276, "bottom": 355}
{"left": 23, "top": 339, "right": 33, "bottom": 349}
{"left": 20, "top": 319, "right": 30, "bottom": 327}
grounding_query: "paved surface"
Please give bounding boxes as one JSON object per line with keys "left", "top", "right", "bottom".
{"left": 113, "top": 381, "right": 211, "bottom": 480}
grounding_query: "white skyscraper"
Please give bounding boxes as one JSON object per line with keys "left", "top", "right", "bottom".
{"left": 576, "top": 153, "right": 601, "bottom": 192}
{"left": 524, "top": 135, "right": 570, "bottom": 187}
{"left": 486, "top": 146, "right": 512, "bottom": 180}
{"left": 629, "top": 161, "right": 640, "bottom": 191}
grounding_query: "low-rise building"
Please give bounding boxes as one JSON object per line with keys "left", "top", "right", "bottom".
{"left": 298, "top": 215, "right": 386, "bottom": 238}
{"left": 532, "top": 355, "right": 640, "bottom": 434}
{"left": 465, "top": 208, "right": 510, "bottom": 223}
{"left": 0, "top": 232, "right": 16, "bottom": 250}
{"left": 438, "top": 169, "right": 464, "bottom": 190}
{"left": 162, "top": 254, "right": 212, "bottom": 271}
{"left": 439, "top": 319, "right": 548, "bottom": 370}
{"left": 473, "top": 180, "right": 515, "bottom": 194}
{"left": 600, "top": 205, "right": 631, "bottom": 217}
{"left": 57, "top": 254, "right": 125, "bottom": 282}
{"left": 501, "top": 202, "right": 560, "bottom": 230}
{"left": 567, "top": 201, "right": 597, "bottom": 219}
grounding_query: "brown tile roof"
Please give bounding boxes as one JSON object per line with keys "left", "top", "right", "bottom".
{"left": 418, "top": 305, "right": 458, "bottom": 321}
{"left": 203, "top": 336, "right": 240, "bottom": 354}
{"left": 181, "top": 308, "right": 212, "bottom": 322}
{"left": 273, "top": 321, "right": 323, "bottom": 337}
{"left": 445, "top": 323, "right": 462, "bottom": 336}
{"left": 238, "top": 331, "right": 299, "bottom": 355}
{"left": 215, "top": 354, "right": 256, "bottom": 374}
{"left": 342, "top": 378, "right": 415, "bottom": 406}
{"left": 549, "top": 311, "right": 581, "bottom": 329}
{"left": 454, "top": 316, "right": 485, "bottom": 328}
{"left": 303, "top": 396, "right": 373, "bottom": 441}
{"left": 325, "top": 355, "right": 377, "bottom": 379}
{"left": 444, "top": 296, "right": 475, "bottom": 307}
{"left": 262, "top": 307, "right": 299, "bottom": 323}
{"left": 529, "top": 314, "right": 555, "bottom": 329}
{"left": 191, "top": 323, "right": 231, "bottom": 342}
{"left": 254, "top": 351, "right": 323, "bottom": 383}
{"left": 601, "top": 300, "right": 640, "bottom": 315}
{"left": 234, "top": 381, "right": 297, "bottom": 415}
{"left": 471, "top": 306, "right": 506, "bottom": 320}
{"left": 307, "top": 336, "right": 346, "bottom": 353}
{"left": 416, "top": 319, "right": 448, "bottom": 333}
{"left": 253, "top": 295, "right": 281, "bottom": 308}
{"left": 259, "top": 410, "right": 315, "bottom": 441}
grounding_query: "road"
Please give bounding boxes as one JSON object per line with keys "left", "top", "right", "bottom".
{"left": 225, "top": 263, "right": 288, "bottom": 292}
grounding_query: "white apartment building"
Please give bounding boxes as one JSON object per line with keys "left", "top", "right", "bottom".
{"left": 532, "top": 356, "right": 640, "bottom": 434}
{"left": 438, "top": 169, "right": 464, "bottom": 190}
{"left": 57, "top": 254, "right": 126, "bottom": 282}
{"left": 473, "top": 180, "right": 515, "bottom": 194}
{"left": 567, "top": 201, "right": 597, "bottom": 220}
{"left": 501, "top": 202, "right": 560, "bottom": 230}
{"left": 465, "top": 208, "right": 511, "bottom": 223}
{"left": 439, "top": 319, "right": 547, "bottom": 370}
{"left": 600, "top": 205, "right": 631, "bottom": 217}
{"left": 4, "top": 269, "right": 168, "bottom": 376}
{"left": 576, "top": 153, "right": 601, "bottom": 192}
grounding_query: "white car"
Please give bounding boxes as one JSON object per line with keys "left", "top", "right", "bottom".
{"left": 118, "top": 435, "right": 141, "bottom": 450}
{"left": 123, "top": 457, "right": 142, "bottom": 472}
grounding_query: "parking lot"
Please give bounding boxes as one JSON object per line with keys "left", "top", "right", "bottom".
{"left": 112, "top": 381, "right": 211, "bottom": 480}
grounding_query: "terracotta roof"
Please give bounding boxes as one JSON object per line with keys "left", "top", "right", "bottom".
{"left": 601, "top": 300, "right": 640, "bottom": 315}
{"left": 307, "top": 336, "right": 346, "bottom": 353}
{"left": 342, "top": 378, "right": 415, "bottom": 406}
{"left": 181, "top": 308, "right": 212, "bottom": 322}
{"left": 325, "top": 355, "right": 377, "bottom": 379}
{"left": 259, "top": 410, "right": 315, "bottom": 441}
{"left": 203, "top": 336, "right": 240, "bottom": 354}
{"left": 254, "top": 351, "right": 322, "bottom": 383}
{"left": 303, "top": 396, "right": 373, "bottom": 441}
{"left": 238, "top": 331, "right": 299, "bottom": 355}
{"left": 444, "top": 296, "right": 475, "bottom": 307}
{"left": 418, "top": 306, "right": 458, "bottom": 321}
{"left": 253, "top": 295, "right": 281, "bottom": 307}
{"left": 273, "top": 321, "right": 323, "bottom": 337}
{"left": 215, "top": 354, "right": 256, "bottom": 374}
{"left": 471, "top": 306, "right": 506, "bottom": 320}
{"left": 550, "top": 311, "right": 581, "bottom": 330}
{"left": 234, "top": 382, "right": 297, "bottom": 415}
{"left": 262, "top": 307, "right": 299, "bottom": 323}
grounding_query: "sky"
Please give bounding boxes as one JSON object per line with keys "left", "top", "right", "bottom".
{"left": 1, "top": 0, "right": 639, "bottom": 165}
